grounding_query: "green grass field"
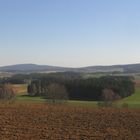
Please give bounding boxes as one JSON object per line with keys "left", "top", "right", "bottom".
{"left": 16, "top": 91, "right": 140, "bottom": 108}
{"left": 118, "top": 87, "right": 140, "bottom": 108}
{"left": 16, "top": 95, "right": 98, "bottom": 105}
{"left": 16, "top": 95, "right": 45, "bottom": 103}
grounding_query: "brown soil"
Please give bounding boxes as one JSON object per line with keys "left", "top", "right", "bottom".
{"left": 0, "top": 103, "right": 139, "bottom": 140}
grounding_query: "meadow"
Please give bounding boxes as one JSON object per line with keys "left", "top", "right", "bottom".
{"left": 12, "top": 83, "right": 140, "bottom": 108}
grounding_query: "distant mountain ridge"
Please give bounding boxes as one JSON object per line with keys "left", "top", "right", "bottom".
{"left": 0, "top": 63, "right": 140, "bottom": 73}
{"left": 0, "top": 64, "right": 70, "bottom": 73}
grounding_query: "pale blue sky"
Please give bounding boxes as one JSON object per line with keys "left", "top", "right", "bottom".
{"left": 0, "top": 0, "right": 140, "bottom": 67}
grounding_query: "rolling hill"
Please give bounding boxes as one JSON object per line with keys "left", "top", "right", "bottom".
{"left": 0, "top": 63, "right": 140, "bottom": 74}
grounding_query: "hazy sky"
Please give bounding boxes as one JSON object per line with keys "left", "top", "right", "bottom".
{"left": 0, "top": 0, "right": 140, "bottom": 67}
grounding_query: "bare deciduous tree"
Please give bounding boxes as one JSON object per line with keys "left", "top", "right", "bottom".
{"left": 98, "top": 88, "right": 121, "bottom": 107}
{"left": 46, "top": 83, "right": 68, "bottom": 103}
{"left": 0, "top": 84, "right": 15, "bottom": 102}
{"left": 101, "top": 88, "right": 121, "bottom": 101}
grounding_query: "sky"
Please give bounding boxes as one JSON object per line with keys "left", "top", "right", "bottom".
{"left": 0, "top": 0, "right": 140, "bottom": 67}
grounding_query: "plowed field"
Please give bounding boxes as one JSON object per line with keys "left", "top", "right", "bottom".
{"left": 0, "top": 104, "right": 139, "bottom": 140}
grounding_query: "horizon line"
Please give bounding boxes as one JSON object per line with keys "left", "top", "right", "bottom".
{"left": 0, "top": 62, "right": 140, "bottom": 68}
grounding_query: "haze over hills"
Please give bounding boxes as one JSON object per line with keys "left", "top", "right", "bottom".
{"left": 0, "top": 63, "right": 140, "bottom": 74}
{"left": 0, "top": 64, "right": 71, "bottom": 73}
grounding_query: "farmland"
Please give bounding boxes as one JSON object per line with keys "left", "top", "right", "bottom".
{"left": 11, "top": 84, "right": 27, "bottom": 95}
{"left": 12, "top": 84, "right": 140, "bottom": 108}
{"left": 0, "top": 103, "right": 139, "bottom": 140}
{"left": 0, "top": 78, "right": 140, "bottom": 139}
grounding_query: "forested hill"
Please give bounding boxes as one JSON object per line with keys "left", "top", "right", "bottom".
{"left": 0, "top": 63, "right": 140, "bottom": 73}
{"left": 0, "top": 64, "right": 71, "bottom": 73}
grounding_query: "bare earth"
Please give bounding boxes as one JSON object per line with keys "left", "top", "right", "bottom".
{"left": 0, "top": 103, "right": 139, "bottom": 140}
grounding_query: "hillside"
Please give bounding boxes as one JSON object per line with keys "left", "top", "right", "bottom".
{"left": 0, "top": 64, "right": 70, "bottom": 73}
{"left": 0, "top": 63, "right": 140, "bottom": 74}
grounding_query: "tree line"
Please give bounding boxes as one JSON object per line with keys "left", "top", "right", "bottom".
{"left": 28, "top": 76, "right": 135, "bottom": 101}
{"left": 0, "top": 72, "right": 82, "bottom": 84}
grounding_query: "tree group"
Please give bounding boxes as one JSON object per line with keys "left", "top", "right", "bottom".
{"left": 28, "top": 76, "right": 135, "bottom": 101}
